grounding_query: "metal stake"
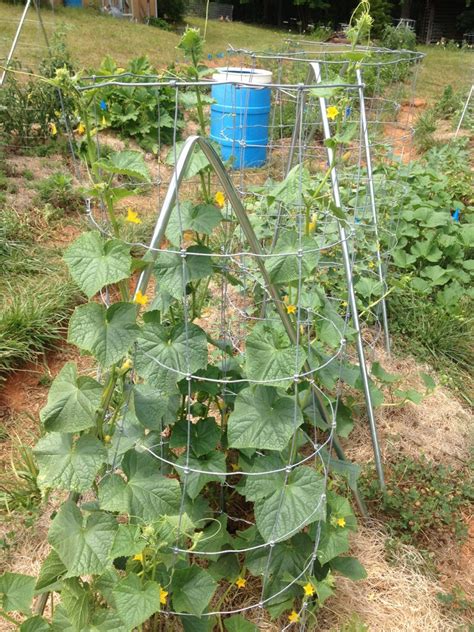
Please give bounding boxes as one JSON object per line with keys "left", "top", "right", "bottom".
{"left": 356, "top": 67, "right": 391, "bottom": 354}
{"left": 0, "top": 0, "right": 32, "bottom": 86}
{"left": 311, "top": 61, "right": 385, "bottom": 490}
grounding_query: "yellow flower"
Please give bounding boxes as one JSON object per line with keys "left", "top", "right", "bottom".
{"left": 235, "top": 576, "right": 246, "bottom": 589}
{"left": 54, "top": 110, "right": 62, "bottom": 117}
{"left": 49, "top": 122, "right": 58, "bottom": 136}
{"left": 326, "top": 105, "right": 340, "bottom": 120}
{"left": 134, "top": 290, "right": 149, "bottom": 306}
{"left": 337, "top": 517, "right": 346, "bottom": 528}
{"left": 126, "top": 207, "right": 142, "bottom": 224}
{"left": 303, "top": 582, "right": 315, "bottom": 597}
{"left": 286, "top": 304, "right": 297, "bottom": 315}
{"left": 214, "top": 191, "right": 225, "bottom": 208}
{"left": 76, "top": 121, "right": 86, "bottom": 135}
{"left": 133, "top": 552, "right": 144, "bottom": 562}
{"left": 231, "top": 463, "right": 240, "bottom": 471}
{"left": 159, "top": 587, "right": 168, "bottom": 605}
{"left": 104, "top": 434, "right": 112, "bottom": 443}
{"left": 101, "top": 115, "right": 107, "bottom": 126}
{"left": 368, "top": 260, "right": 375, "bottom": 269}
{"left": 288, "top": 610, "right": 300, "bottom": 623}
{"left": 308, "top": 214, "right": 317, "bottom": 232}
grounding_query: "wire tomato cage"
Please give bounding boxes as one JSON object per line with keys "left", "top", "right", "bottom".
{"left": 71, "top": 48, "right": 422, "bottom": 627}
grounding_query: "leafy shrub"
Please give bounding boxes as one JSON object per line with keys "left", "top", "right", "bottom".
{"left": 381, "top": 24, "right": 417, "bottom": 50}
{"left": 147, "top": 16, "right": 171, "bottom": 30}
{"left": 360, "top": 456, "right": 474, "bottom": 545}
{"left": 91, "top": 55, "right": 183, "bottom": 153}
{"left": 35, "top": 172, "right": 83, "bottom": 214}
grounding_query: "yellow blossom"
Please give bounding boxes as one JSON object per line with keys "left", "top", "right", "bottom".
{"left": 126, "top": 207, "right": 142, "bottom": 224}
{"left": 326, "top": 105, "right": 340, "bottom": 120}
{"left": 231, "top": 463, "right": 240, "bottom": 471}
{"left": 368, "top": 260, "right": 375, "bottom": 269}
{"left": 54, "top": 110, "right": 62, "bottom": 117}
{"left": 49, "top": 122, "right": 58, "bottom": 136}
{"left": 288, "top": 610, "right": 300, "bottom": 623}
{"left": 235, "top": 576, "right": 246, "bottom": 589}
{"left": 134, "top": 290, "right": 149, "bottom": 306}
{"left": 76, "top": 121, "right": 86, "bottom": 135}
{"left": 104, "top": 434, "right": 112, "bottom": 443}
{"left": 159, "top": 587, "right": 168, "bottom": 605}
{"left": 214, "top": 191, "right": 225, "bottom": 208}
{"left": 133, "top": 552, "right": 144, "bottom": 562}
{"left": 336, "top": 517, "right": 346, "bottom": 528}
{"left": 286, "top": 304, "right": 297, "bottom": 315}
{"left": 303, "top": 582, "right": 315, "bottom": 597}
{"left": 101, "top": 115, "right": 107, "bottom": 126}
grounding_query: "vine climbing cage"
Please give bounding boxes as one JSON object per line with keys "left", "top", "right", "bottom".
{"left": 30, "top": 41, "right": 423, "bottom": 629}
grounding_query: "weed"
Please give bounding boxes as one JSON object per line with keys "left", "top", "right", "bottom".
{"left": 0, "top": 436, "right": 42, "bottom": 513}
{"left": 360, "top": 455, "right": 474, "bottom": 546}
{"left": 0, "top": 277, "right": 81, "bottom": 376}
{"left": 414, "top": 109, "right": 437, "bottom": 152}
{"left": 35, "top": 171, "right": 82, "bottom": 213}
{"left": 437, "top": 586, "right": 474, "bottom": 618}
{"left": 338, "top": 614, "right": 369, "bottom": 632}
{"left": 23, "top": 169, "right": 34, "bottom": 181}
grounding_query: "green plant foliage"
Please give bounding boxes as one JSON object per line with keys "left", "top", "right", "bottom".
{"left": 360, "top": 456, "right": 474, "bottom": 545}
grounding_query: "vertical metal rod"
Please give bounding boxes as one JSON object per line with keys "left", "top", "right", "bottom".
{"left": 311, "top": 62, "right": 385, "bottom": 490}
{"left": 454, "top": 84, "right": 473, "bottom": 138}
{"left": 134, "top": 134, "right": 368, "bottom": 515}
{"left": 0, "top": 0, "right": 32, "bottom": 86}
{"left": 356, "top": 67, "right": 391, "bottom": 354}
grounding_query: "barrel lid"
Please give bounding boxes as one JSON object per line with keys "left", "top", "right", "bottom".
{"left": 212, "top": 67, "right": 273, "bottom": 85}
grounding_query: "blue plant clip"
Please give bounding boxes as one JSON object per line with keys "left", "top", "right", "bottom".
{"left": 345, "top": 106, "right": 351, "bottom": 118}
{"left": 452, "top": 208, "right": 460, "bottom": 222}
{"left": 217, "top": 52, "right": 224, "bottom": 59}
{"left": 208, "top": 54, "right": 213, "bottom": 60}
{"left": 355, "top": 217, "right": 361, "bottom": 224}
{"left": 99, "top": 99, "right": 107, "bottom": 111}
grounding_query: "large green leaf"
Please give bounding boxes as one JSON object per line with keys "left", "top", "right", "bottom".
{"left": 94, "top": 150, "right": 151, "bottom": 182}
{"left": 153, "top": 246, "right": 213, "bottom": 300}
{"left": 98, "top": 450, "right": 182, "bottom": 521}
{"left": 64, "top": 231, "right": 131, "bottom": 298}
{"left": 112, "top": 573, "right": 160, "bottom": 629}
{"left": 34, "top": 433, "right": 106, "bottom": 493}
{"left": 171, "top": 566, "right": 217, "bottom": 616}
{"left": 166, "top": 201, "right": 223, "bottom": 245}
{"left": 68, "top": 302, "right": 139, "bottom": 367}
{"left": 132, "top": 384, "right": 180, "bottom": 430}
{"left": 266, "top": 232, "right": 319, "bottom": 284}
{"left": 176, "top": 451, "right": 226, "bottom": 499}
{"left": 135, "top": 320, "right": 208, "bottom": 382}
{"left": 20, "top": 615, "right": 51, "bottom": 632}
{"left": 170, "top": 417, "right": 221, "bottom": 457}
{"left": 0, "top": 572, "right": 35, "bottom": 615}
{"left": 227, "top": 386, "right": 303, "bottom": 451}
{"left": 224, "top": 615, "right": 259, "bottom": 632}
{"left": 254, "top": 466, "right": 325, "bottom": 543}
{"left": 240, "top": 453, "right": 286, "bottom": 502}
{"left": 329, "top": 556, "right": 366, "bottom": 580}
{"left": 245, "top": 532, "right": 313, "bottom": 578}
{"left": 166, "top": 141, "right": 210, "bottom": 178}
{"left": 267, "top": 164, "right": 311, "bottom": 205}
{"left": 35, "top": 550, "right": 67, "bottom": 594}
{"left": 245, "top": 322, "right": 306, "bottom": 386}
{"left": 40, "top": 363, "right": 102, "bottom": 433}
{"left": 110, "top": 524, "right": 145, "bottom": 559}
{"left": 317, "top": 523, "right": 350, "bottom": 565}
{"left": 48, "top": 502, "right": 117, "bottom": 577}
{"left": 61, "top": 578, "right": 94, "bottom": 631}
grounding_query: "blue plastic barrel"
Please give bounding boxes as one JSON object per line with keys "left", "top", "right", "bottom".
{"left": 210, "top": 67, "right": 272, "bottom": 169}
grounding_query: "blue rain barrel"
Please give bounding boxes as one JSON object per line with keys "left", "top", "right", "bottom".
{"left": 210, "top": 67, "right": 272, "bottom": 169}
{"left": 64, "top": 0, "right": 83, "bottom": 6}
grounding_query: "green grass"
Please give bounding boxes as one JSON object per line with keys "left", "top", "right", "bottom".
{"left": 0, "top": 6, "right": 286, "bottom": 70}
{"left": 416, "top": 45, "right": 473, "bottom": 103}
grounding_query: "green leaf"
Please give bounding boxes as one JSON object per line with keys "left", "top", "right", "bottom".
{"left": 309, "top": 77, "right": 344, "bottom": 98}
{"left": 61, "top": 578, "right": 94, "bottom": 631}
{"left": 420, "top": 372, "right": 436, "bottom": 392}
{"left": 153, "top": 246, "right": 213, "bottom": 300}
{"left": 329, "top": 556, "right": 367, "bottom": 580}
{"left": 240, "top": 453, "right": 286, "bottom": 502}
{"left": 35, "top": 550, "right": 67, "bottom": 594}
{"left": 132, "top": 384, "right": 180, "bottom": 430}
{"left": 394, "top": 388, "right": 423, "bottom": 404}
{"left": 48, "top": 501, "right": 117, "bottom": 577}
{"left": 317, "top": 523, "right": 350, "bottom": 565}
{"left": 245, "top": 322, "right": 307, "bottom": 386}
{"left": 224, "top": 615, "right": 259, "bottom": 632}
{"left": 112, "top": 573, "right": 160, "bottom": 629}
{"left": 0, "top": 572, "right": 35, "bottom": 615}
{"left": 370, "top": 361, "right": 399, "bottom": 384}
{"left": 391, "top": 249, "right": 417, "bottom": 268}
{"left": 110, "top": 524, "right": 145, "bottom": 559}
{"left": 246, "top": 532, "right": 313, "bottom": 578}
{"left": 181, "top": 616, "right": 217, "bottom": 632}
{"left": 227, "top": 386, "right": 303, "bottom": 451}
{"left": 266, "top": 232, "right": 319, "bottom": 284}
{"left": 170, "top": 417, "right": 221, "bottom": 457}
{"left": 34, "top": 433, "right": 106, "bottom": 493}
{"left": 176, "top": 451, "right": 226, "bottom": 499}
{"left": 94, "top": 150, "right": 151, "bottom": 182}
{"left": 166, "top": 201, "right": 223, "bottom": 245}
{"left": 421, "top": 265, "right": 450, "bottom": 286}
{"left": 68, "top": 302, "right": 139, "bottom": 367}
{"left": 171, "top": 566, "right": 217, "bottom": 616}
{"left": 98, "top": 450, "right": 182, "bottom": 521}
{"left": 40, "top": 363, "right": 102, "bottom": 433}
{"left": 135, "top": 320, "right": 208, "bottom": 382}
{"left": 20, "top": 616, "right": 51, "bottom": 632}
{"left": 64, "top": 231, "right": 131, "bottom": 299}
{"left": 254, "top": 466, "right": 325, "bottom": 543}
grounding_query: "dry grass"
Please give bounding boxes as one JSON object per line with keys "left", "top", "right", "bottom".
{"left": 319, "top": 523, "right": 467, "bottom": 632}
